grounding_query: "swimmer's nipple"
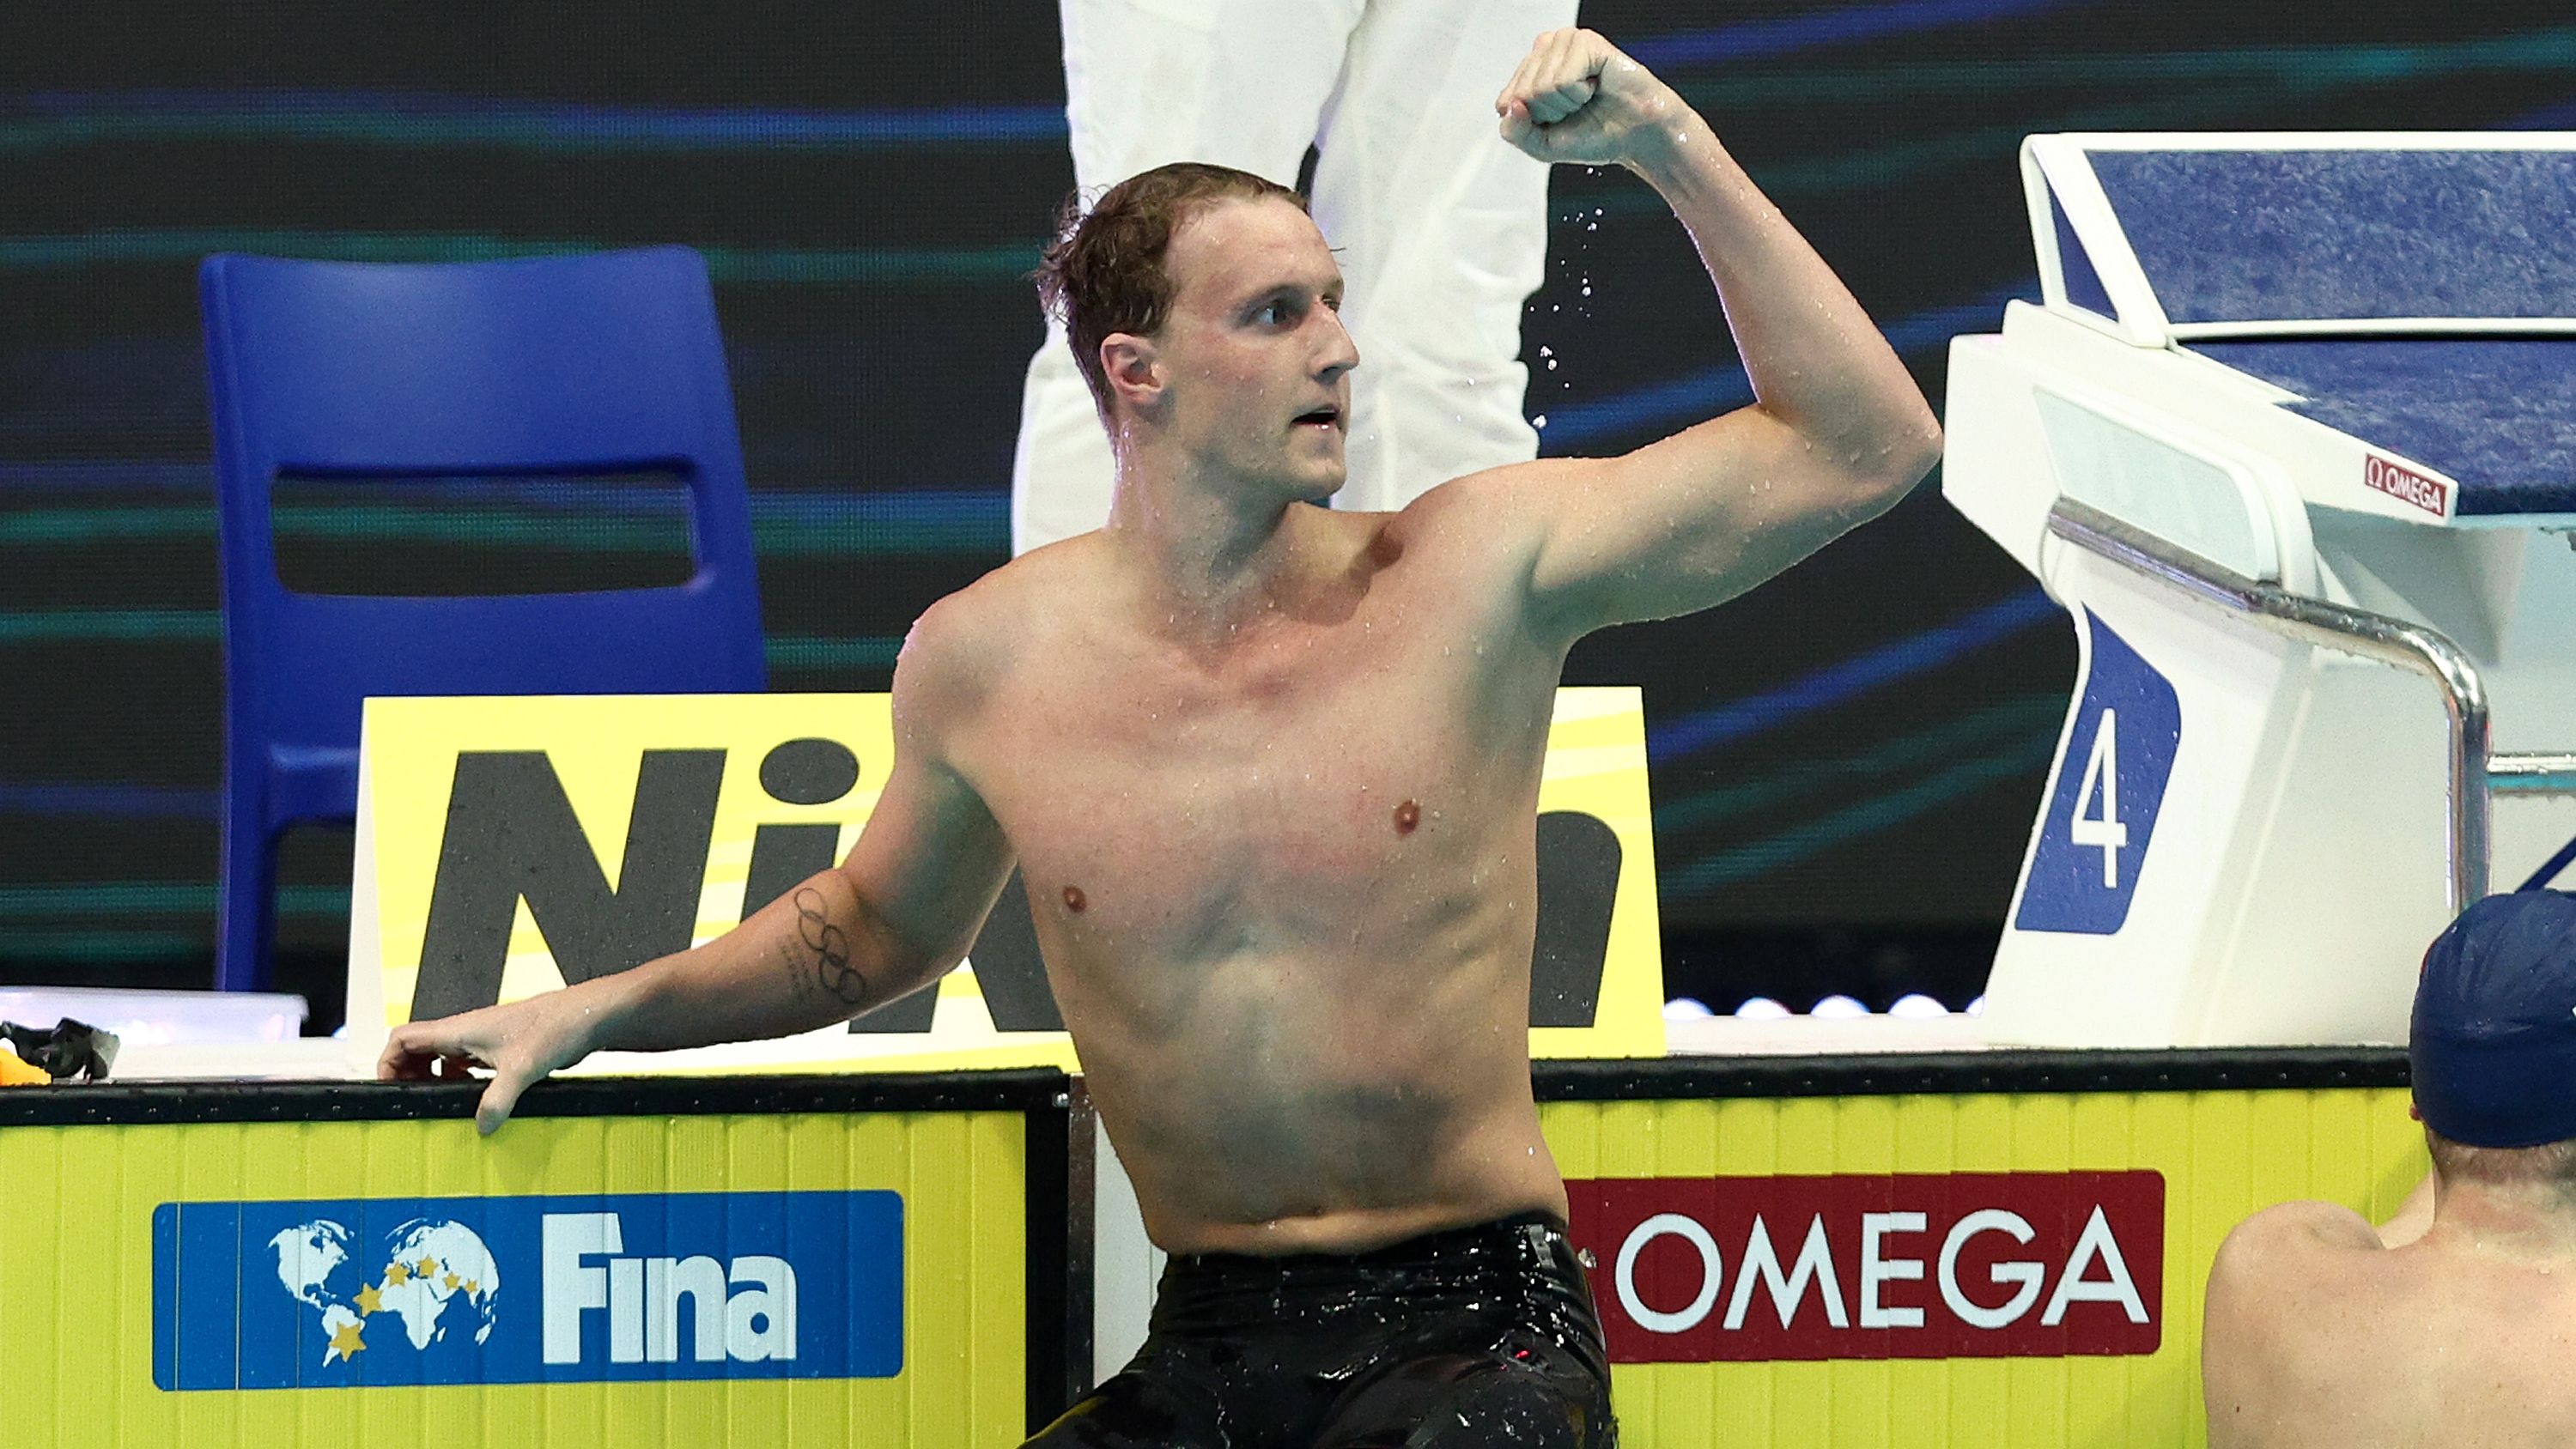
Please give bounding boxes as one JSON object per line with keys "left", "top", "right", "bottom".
{"left": 1061, "top": 884, "right": 1087, "bottom": 912}
{"left": 1394, "top": 799, "right": 1421, "bottom": 834}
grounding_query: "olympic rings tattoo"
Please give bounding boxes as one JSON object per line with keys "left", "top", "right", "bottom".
{"left": 793, "top": 887, "right": 868, "bottom": 1006}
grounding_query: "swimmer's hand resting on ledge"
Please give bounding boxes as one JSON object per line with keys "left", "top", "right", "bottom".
{"left": 376, "top": 987, "right": 605, "bottom": 1137}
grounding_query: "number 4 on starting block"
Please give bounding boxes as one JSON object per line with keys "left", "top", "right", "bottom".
{"left": 2016, "top": 609, "right": 2181, "bottom": 935}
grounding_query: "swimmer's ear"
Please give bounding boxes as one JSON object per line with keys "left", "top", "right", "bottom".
{"left": 1100, "top": 333, "right": 1164, "bottom": 415}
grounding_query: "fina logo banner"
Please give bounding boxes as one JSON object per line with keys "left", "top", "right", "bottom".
{"left": 2014, "top": 609, "right": 2180, "bottom": 936}
{"left": 349, "top": 690, "right": 1667, "bottom": 1074}
{"left": 1570, "top": 1172, "right": 2163, "bottom": 1362}
{"left": 151, "top": 1191, "right": 902, "bottom": 1390}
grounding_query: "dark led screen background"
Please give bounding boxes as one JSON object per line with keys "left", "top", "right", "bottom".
{"left": 5, "top": 1, "right": 2573, "bottom": 1028}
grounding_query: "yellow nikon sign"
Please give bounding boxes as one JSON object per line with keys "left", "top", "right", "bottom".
{"left": 350, "top": 688, "right": 1665, "bottom": 1073}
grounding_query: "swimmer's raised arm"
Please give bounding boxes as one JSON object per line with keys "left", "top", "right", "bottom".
{"left": 1467, "top": 29, "right": 1941, "bottom": 640}
{"left": 379, "top": 599, "right": 1017, "bottom": 1134}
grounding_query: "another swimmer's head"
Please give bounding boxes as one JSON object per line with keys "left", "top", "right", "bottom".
{"left": 1036, "top": 162, "right": 1357, "bottom": 497}
{"left": 2413, "top": 889, "right": 2576, "bottom": 1187}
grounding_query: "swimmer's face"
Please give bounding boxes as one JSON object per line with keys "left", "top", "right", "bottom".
{"left": 1115, "top": 197, "right": 1358, "bottom": 499}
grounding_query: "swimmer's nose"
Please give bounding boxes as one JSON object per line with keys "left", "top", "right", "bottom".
{"left": 1316, "top": 312, "right": 1359, "bottom": 382}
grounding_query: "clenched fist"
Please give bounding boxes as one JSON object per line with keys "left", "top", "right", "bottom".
{"left": 1494, "top": 28, "right": 1689, "bottom": 170}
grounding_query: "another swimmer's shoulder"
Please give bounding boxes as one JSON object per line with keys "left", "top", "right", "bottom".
{"left": 2248, "top": 1198, "right": 2382, "bottom": 1250}
{"left": 2212, "top": 1201, "right": 2384, "bottom": 1294}
{"left": 2204, "top": 1201, "right": 2387, "bottom": 1389}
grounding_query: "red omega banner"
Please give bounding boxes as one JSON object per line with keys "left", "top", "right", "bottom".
{"left": 1567, "top": 1172, "right": 2164, "bottom": 1363}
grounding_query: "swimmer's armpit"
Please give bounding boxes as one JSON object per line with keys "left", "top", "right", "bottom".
{"left": 787, "top": 885, "right": 871, "bottom": 1009}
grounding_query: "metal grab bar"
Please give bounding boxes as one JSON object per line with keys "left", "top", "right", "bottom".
{"left": 2044, "top": 500, "right": 2492, "bottom": 912}
{"left": 2488, "top": 755, "right": 2576, "bottom": 797}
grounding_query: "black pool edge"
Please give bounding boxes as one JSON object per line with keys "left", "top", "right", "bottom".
{"left": 0, "top": 1065, "right": 1074, "bottom": 1127}
{"left": 0, "top": 1048, "right": 2414, "bottom": 1130}
{"left": 1534, "top": 1046, "right": 2411, "bottom": 1100}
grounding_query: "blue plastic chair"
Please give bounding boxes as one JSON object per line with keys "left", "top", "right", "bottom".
{"left": 200, "top": 246, "right": 765, "bottom": 992}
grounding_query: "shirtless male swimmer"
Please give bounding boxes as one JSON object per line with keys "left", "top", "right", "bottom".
{"left": 2203, "top": 888, "right": 2576, "bottom": 1449}
{"left": 383, "top": 30, "right": 1941, "bottom": 1446}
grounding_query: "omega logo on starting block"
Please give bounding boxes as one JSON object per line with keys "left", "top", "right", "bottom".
{"left": 2362, "top": 454, "right": 2449, "bottom": 518}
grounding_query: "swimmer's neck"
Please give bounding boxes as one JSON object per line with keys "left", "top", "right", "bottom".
{"left": 1103, "top": 452, "right": 1346, "bottom": 635}
{"left": 2427, "top": 1174, "right": 2576, "bottom": 1260}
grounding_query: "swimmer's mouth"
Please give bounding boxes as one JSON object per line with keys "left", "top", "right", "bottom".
{"left": 1293, "top": 406, "right": 1342, "bottom": 432}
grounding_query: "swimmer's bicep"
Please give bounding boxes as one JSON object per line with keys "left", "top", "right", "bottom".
{"left": 835, "top": 609, "right": 1017, "bottom": 976}
{"left": 1502, "top": 404, "right": 1912, "bottom": 635}
{"left": 835, "top": 749, "right": 1016, "bottom": 980}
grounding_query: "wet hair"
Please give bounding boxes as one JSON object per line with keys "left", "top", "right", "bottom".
{"left": 1033, "top": 161, "right": 1308, "bottom": 422}
{"left": 2427, "top": 1126, "right": 2576, "bottom": 1191}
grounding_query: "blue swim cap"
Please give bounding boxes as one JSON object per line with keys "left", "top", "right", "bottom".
{"left": 2412, "top": 889, "right": 2576, "bottom": 1149}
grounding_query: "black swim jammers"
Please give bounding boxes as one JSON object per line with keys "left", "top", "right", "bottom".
{"left": 1024, "top": 1210, "right": 1618, "bottom": 1447}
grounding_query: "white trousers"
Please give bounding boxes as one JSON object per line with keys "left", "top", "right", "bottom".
{"left": 1012, "top": 0, "right": 1579, "bottom": 554}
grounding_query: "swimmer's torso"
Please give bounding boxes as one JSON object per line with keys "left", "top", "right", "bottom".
{"left": 2208, "top": 1204, "right": 2576, "bottom": 1448}
{"left": 932, "top": 493, "right": 1571, "bottom": 1255}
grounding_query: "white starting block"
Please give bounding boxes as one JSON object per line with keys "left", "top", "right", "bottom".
{"left": 1947, "top": 133, "right": 2576, "bottom": 1048}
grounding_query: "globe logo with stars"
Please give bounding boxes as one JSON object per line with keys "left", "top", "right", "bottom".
{"left": 266, "top": 1218, "right": 501, "bottom": 1368}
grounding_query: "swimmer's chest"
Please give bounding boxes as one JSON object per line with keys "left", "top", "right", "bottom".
{"left": 974, "top": 605, "right": 1540, "bottom": 915}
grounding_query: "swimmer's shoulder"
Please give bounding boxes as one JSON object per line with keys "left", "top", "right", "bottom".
{"left": 1397, "top": 460, "right": 1574, "bottom": 531}
{"left": 1380, "top": 464, "right": 1569, "bottom": 577}
{"left": 2214, "top": 1200, "right": 2385, "bottom": 1286}
{"left": 1392, "top": 454, "right": 1643, "bottom": 564}
{"left": 891, "top": 567, "right": 1029, "bottom": 727}
{"left": 896, "top": 535, "right": 1108, "bottom": 694}
{"left": 2208, "top": 1201, "right": 2390, "bottom": 1335}
{"left": 2203, "top": 1203, "right": 2388, "bottom": 1397}
{"left": 2234, "top": 1199, "right": 2385, "bottom": 1253}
